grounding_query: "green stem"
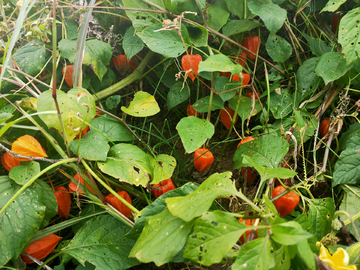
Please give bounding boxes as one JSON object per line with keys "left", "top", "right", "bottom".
{"left": 227, "top": 85, "right": 243, "bottom": 138}
{"left": 30, "top": 211, "right": 106, "bottom": 242}
{"left": 205, "top": 46, "right": 214, "bottom": 125}
{"left": 217, "top": 87, "right": 243, "bottom": 165}
{"left": 19, "top": 108, "right": 69, "bottom": 159}
{"left": 82, "top": 160, "right": 140, "bottom": 215}
{"left": 52, "top": 0, "right": 71, "bottom": 157}
{"left": 264, "top": 62, "right": 270, "bottom": 125}
{"left": 236, "top": 190, "right": 262, "bottom": 213}
{"left": 206, "top": 83, "right": 214, "bottom": 124}
{"left": 95, "top": 51, "right": 154, "bottom": 100}
{"left": 0, "top": 158, "right": 77, "bottom": 217}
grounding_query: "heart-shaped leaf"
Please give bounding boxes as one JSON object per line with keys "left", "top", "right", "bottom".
{"left": 37, "top": 88, "right": 96, "bottom": 142}
{"left": 121, "top": 91, "right": 160, "bottom": 117}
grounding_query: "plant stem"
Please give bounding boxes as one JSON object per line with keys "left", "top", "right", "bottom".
{"left": 82, "top": 160, "right": 140, "bottom": 215}
{"left": 52, "top": 0, "right": 71, "bottom": 157}
{"left": 95, "top": 51, "right": 154, "bottom": 100}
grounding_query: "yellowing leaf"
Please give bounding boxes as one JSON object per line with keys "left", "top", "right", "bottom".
{"left": 11, "top": 135, "right": 47, "bottom": 161}
{"left": 121, "top": 91, "right": 160, "bottom": 117}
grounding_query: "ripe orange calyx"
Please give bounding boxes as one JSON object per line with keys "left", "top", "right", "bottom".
{"left": 1, "top": 152, "right": 21, "bottom": 171}
{"left": 181, "top": 54, "right": 202, "bottom": 82}
{"left": 62, "top": 65, "right": 74, "bottom": 87}
{"left": 242, "top": 36, "right": 261, "bottom": 60}
{"left": 68, "top": 173, "right": 96, "bottom": 195}
{"left": 272, "top": 185, "right": 300, "bottom": 217}
{"left": 21, "top": 234, "right": 62, "bottom": 264}
{"left": 152, "top": 178, "right": 176, "bottom": 198}
{"left": 194, "top": 148, "right": 214, "bottom": 172}
{"left": 105, "top": 190, "right": 132, "bottom": 218}
{"left": 54, "top": 186, "right": 71, "bottom": 218}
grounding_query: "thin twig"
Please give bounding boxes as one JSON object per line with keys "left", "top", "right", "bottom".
{"left": 0, "top": 143, "right": 65, "bottom": 163}
{"left": 313, "top": 84, "right": 332, "bottom": 176}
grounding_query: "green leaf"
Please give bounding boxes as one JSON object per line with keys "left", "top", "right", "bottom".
{"left": 1, "top": 41, "right": 49, "bottom": 92}
{"left": 271, "top": 221, "right": 313, "bottom": 245}
{"left": 176, "top": 116, "right": 215, "bottom": 153}
{"left": 121, "top": 91, "right": 160, "bottom": 117}
{"left": 315, "top": 52, "right": 352, "bottom": 85}
{"left": 232, "top": 238, "right": 275, "bottom": 269}
{"left": 308, "top": 198, "right": 335, "bottom": 241}
{"left": 137, "top": 24, "right": 190, "bottom": 58}
{"left": 224, "top": 0, "right": 249, "bottom": 19}
{"left": 63, "top": 215, "right": 139, "bottom": 270}
{"left": 105, "top": 95, "right": 121, "bottom": 113}
{"left": 269, "top": 245, "right": 291, "bottom": 270}
{"left": 0, "top": 112, "right": 12, "bottom": 124}
{"left": 303, "top": 33, "right": 332, "bottom": 57}
{"left": 166, "top": 172, "right": 237, "bottom": 222}
{"left": 70, "top": 131, "right": 110, "bottom": 161}
{"left": 215, "top": 76, "right": 238, "bottom": 101}
{"left": 150, "top": 154, "right": 176, "bottom": 184}
{"left": 247, "top": 2, "right": 286, "bottom": 35}
{"left": 339, "top": 185, "right": 360, "bottom": 237}
{"left": 339, "top": 122, "right": 360, "bottom": 151}
{"left": 338, "top": 7, "right": 360, "bottom": 65}
{"left": 164, "top": 0, "right": 203, "bottom": 16}
{"left": 187, "top": 25, "right": 208, "bottom": 47}
{"left": 333, "top": 129, "right": 360, "bottom": 186}
{"left": 98, "top": 143, "right": 153, "bottom": 187}
{"left": 123, "top": 26, "right": 144, "bottom": 61}
{"left": 228, "top": 95, "right": 261, "bottom": 130}
{"left": 198, "top": 54, "right": 242, "bottom": 74}
{"left": 0, "top": 176, "right": 46, "bottom": 265}
{"left": 129, "top": 210, "right": 195, "bottom": 266}
{"left": 233, "top": 134, "right": 289, "bottom": 169}
{"left": 9, "top": 161, "right": 40, "bottom": 185}
{"left": 65, "top": 20, "right": 79, "bottom": 40}
{"left": 222, "top": 20, "right": 262, "bottom": 37}
{"left": 206, "top": 0, "right": 230, "bottom": 31}
{"left": 167, "top": 81, "right": 190, "bottom": 111}
{"left": 265, "top": 35, "right": 292, "bottom": 63}
{"left": 321, "top": 0, "right": 346, "bottom": 12}
{"left": 243, "top": 155, "right": 297, "bottom": 181}
{"left": 294, "top": 214, "right": 317, "bottom": 252}
{"left": 269, "top": 88, "right": 293, "bottom": 119}
{"left": 193, "top": 95, "right": 224, "bottom": 112}
{"left": 121, "top": 0, "right": 167, "bottom": 32}
{"left": 90, "top": 116, "right": 133, "bottom": 143}
{"left": 183, "top": 211, "right": 248, "bottom": 266}
{"left": 71, "top": 204, "right": 104, "bottom": 234}
{"left": 126, "top": 182, "right": 199, "bottom": 241}
{"left": 13, "top": 40, "right": 48, "bottom": 77}
{"left": 58, "top": 39, "right": 112, "bottom": 81}
{"left": 294, "top": 109, "right": 305, "bottom": 128}
{"left": 36, "top": 179, "right": 58, "bottom": 229}
{"left": 296, "top": 57, "right": 321, "bottom": 104}
{"left": 37, "top": 88, "right": 96, "bottom": 141}
{"left": 297, "top": 239, "right": 316, "bottom": 270}
{"left": 90, "top": 68, "right": 116, "bottom": 92}
{"left": 263, "top": 195, "right": 279, "bottom": 217}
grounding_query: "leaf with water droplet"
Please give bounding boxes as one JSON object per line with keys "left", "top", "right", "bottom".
{"left": 0, "top": 176, "right": 46, "bottom": 265}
